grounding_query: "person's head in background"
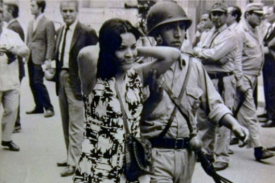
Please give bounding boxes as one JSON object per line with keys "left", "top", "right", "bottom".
{"left": 209, "top": 2, "right": 228, "bottom": 29}
{"left": 31, "top": 0, "right": 45, "bottom": 18}
{"left": 97, "top": 18, "right": 141, "bottom": 80}
{"left": 60, "top": 0, "right": 79, "bottom": 27}
{"left": 265, "top": 5, "right": 275, "bottom": 24}
{"left": 226, "top": 5, "right": 242, "bottom": 26}
{"left": 245, "top": 3, "right": 264, "bottom": 28}
{"left": 3, "top": 3, "right": 19, "bottom": 22}
{"left": 198, "top": 11, "right": 213, "bottom": 32}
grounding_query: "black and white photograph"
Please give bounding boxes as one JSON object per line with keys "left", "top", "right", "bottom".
{"left": 1, "top": 0, "right": 275, "bottom": 182}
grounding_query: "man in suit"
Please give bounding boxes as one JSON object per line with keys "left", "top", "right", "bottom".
{"left": 261, "top": 5, "right": 275, "bottom": 128}
{"left": 0, "top": 7, "right": 30, "bottom": 151}
{"left": 26, "top": 0, "right": 55, "bottom": 117}
{"left": 54, "top": 0, "right": 98, "bottom": 177}
{"left": 3, "top": 2, "right": 25, "bottom": 133}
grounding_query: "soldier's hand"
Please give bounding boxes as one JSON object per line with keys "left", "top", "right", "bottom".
{"left": 148, "top": 69, "right": 163, "bottom": 94}
{"left": 232, "top": 125, "right": 249, "bottom": 147}
{"left": 45, "top": 60, "right": 52, "bottom": 70}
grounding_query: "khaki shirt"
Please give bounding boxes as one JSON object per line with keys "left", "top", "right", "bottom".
{"left": 236, "top": 20, "right": 264, "bottom": 76}
{"left": 194, "top": 24, "right": 237, "bottom": 73}
{"left": 141, "top": 54, "right": 232, "bottom": 139}
{"left": 228, "top": 22, "right": 244, "bottom": 87}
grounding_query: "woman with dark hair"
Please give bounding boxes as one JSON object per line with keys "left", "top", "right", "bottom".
{"left": 73, "top": 18, "right": 180, "bottom": 183}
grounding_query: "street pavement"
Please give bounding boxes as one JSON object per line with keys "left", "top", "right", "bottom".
{"left": 1, "top": 76, "right": 275, "bottom": 183}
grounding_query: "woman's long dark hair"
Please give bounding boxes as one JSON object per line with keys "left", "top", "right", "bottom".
{"left": 97, "top": 18, "right": 141, "bottom": 80}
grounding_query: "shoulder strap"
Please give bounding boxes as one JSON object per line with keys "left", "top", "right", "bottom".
{"left": 158, "top": 56, "right": 193, "bottom": 138}
{"left": 115, "top": 83, "right": 130, "bottom": 135}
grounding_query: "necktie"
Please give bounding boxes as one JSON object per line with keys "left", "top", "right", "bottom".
{"left": 60, "top": 26, "right": 69, "bottom": 65}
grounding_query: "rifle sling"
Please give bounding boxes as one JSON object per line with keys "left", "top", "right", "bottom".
{"left": 158, "top": 56, "right": 193, "bottom": 139}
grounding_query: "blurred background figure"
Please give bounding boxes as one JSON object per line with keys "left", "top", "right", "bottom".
{"left": 0, "top": 7, "right": 29, "bottom": 152}
{"left": 192, "top": 11, "right": 213, "bottom": 47}
{"left": 261, "top": 5, "right": 275, "bottom": 128}
{"left": 26, "top": 0, "right": 55, "bottom": 118}
{"left": 3, "top": 2, "right": 25, "bottom": 133}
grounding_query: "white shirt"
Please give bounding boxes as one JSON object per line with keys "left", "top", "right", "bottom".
{"left": 0, "top": 28, "right": 27, "bottom": 91}
{"left": 33, "top": 13, "right": 44, "bottom": 32}
{"left": 59, "top": 20, "right": 78, "bottom": 68}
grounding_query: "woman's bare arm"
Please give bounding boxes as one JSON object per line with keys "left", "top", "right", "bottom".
{"left": 134, "top": 46, "right": 180, "bottom": 85}
{"left": 78, "top": 45, "right": 99, "bottom": 96}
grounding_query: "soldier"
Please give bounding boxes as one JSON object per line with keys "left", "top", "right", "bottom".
{"left": 235, "top": 3, "right": 275, "bottom": 161}
{"left": 142, "top": 1, "right": 248, "bottom": 182}
{"left": 193, "top": 2, "right": 238, "bottom": 171}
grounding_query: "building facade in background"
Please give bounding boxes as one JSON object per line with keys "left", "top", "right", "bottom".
{"left": 8, "top": 0, "right": 274, "bottom": 43}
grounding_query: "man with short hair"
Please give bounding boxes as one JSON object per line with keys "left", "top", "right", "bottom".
{"left": 194, "top": 2, "right": 238, "bottom": 171}
{"left": 0, "top": 7, "right": 29, "bottom": 151}
{"left": 235, "top": 3, "right": 274, "bottom": 160}
{"left": 142, "top": 1, "right": 248, "bottom": 182}
{"left": 192, "top": 11, "right": 213, "bottom": 47}
{"left": 26, "top": 0, "right": 55, "bottom": 118}
{"left": 54, "top": 0, "right": 98, "bottom": 177}
{"left": 3, "top": 2, "right": 25, "bottom": 133}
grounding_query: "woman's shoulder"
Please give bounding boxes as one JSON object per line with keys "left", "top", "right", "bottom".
{"left": 79, "top": 44, "right": 99, "bottom": 61}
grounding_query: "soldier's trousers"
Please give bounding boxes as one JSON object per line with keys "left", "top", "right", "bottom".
{"left": 197, "top": 75, "right": 235, "bottom": 163}
{"left": 235, "top": 75, "right": 261, "bottom": 148}
{"left": 150, "top": 148, "right": 196, "bottom": 183}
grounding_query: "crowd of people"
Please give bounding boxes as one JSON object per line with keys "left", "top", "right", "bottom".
{"left": 1, "top": 0, "right": 275, "bottom": 182}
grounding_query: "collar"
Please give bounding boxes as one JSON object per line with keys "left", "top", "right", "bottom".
{"left": 228, "top": 22, "right": 238, "bottom": 30}
{"left": 169, "top": 53, "right": 187, "bottom": 71}
{"left": 215, "top": 24, "right": 227, "bottom": 32}
{"left": 7, "top": 19, "right": 17, "bottom": 27}
{"left": 243, "top": 20, "right": 255, "bottom": 32}
{"left": 34, "top": 13, "right": 44, "bottom": 22}
{"left": 0, "top": 28, "right": 9, "bottom": 37}
{"left": 65, "top": 19, "right": 78, "bottom": 31}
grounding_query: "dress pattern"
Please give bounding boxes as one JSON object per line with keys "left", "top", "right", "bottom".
{"left": 74, "top": 68, "right": 143, "bottom": 183}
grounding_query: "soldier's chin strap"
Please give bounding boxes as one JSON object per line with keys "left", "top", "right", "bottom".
{"left": 160, "top": 57, "right": 233, "bottom": 183}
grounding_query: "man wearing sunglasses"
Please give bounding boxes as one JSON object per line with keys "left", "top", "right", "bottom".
{"left": 194, "top": 2, "right": 238, "bottom": 171}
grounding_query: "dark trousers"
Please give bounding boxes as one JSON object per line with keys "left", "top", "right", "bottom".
{"left": 28, "top": 59, "right": 53, "bottom": 111}
{"left": 263, "top": 54, "right": 275, "bottom": 121}
{"left": 14, "top": 77, "right": 23, "bottom": 128}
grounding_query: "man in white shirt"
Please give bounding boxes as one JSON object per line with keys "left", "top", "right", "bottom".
{"left": 0, "top": 8, "right": 29, "bottom": 151}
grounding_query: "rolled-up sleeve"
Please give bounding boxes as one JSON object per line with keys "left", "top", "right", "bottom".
{"left": 196, "top": 61, "right": 232, "bottom": 124}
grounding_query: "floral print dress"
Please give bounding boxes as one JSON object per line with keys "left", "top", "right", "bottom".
{"left": 74, "top": 68, "right": 143, "bottom": 183}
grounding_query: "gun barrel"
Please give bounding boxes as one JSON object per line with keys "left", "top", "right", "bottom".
{"left": 124, "top": 3, "right": 138, "bottom": 9}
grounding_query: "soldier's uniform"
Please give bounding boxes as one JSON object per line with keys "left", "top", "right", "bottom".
{"left": 142, "top": 2, "right": 249, "bottom": 182}
{"left": 235, "top": 12, "right": 264, "bottom": 148}
{"left": 194, "top": 3, "right": 238, "bottom": 165}
{"left": 141, "top": 53, "right": 232, "bottom": 183}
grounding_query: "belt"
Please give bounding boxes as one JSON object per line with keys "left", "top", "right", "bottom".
{"left": 149, "top": 137, "right": 190, "bottom": 149}
{"left": 208, "top": 71, "right": 233, "bottom": 80}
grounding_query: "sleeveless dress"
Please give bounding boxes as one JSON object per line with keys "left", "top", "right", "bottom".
{"left": 74, "top": 68, "right": 144, "bottom": 183}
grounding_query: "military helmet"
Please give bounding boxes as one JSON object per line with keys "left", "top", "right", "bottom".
{"left": 146, "top": 1, "right": 192, "bottom": 35}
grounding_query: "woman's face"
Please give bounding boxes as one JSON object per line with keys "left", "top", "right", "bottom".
{"left": 115, "top": 32, "right": 137, "bottom": 71}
